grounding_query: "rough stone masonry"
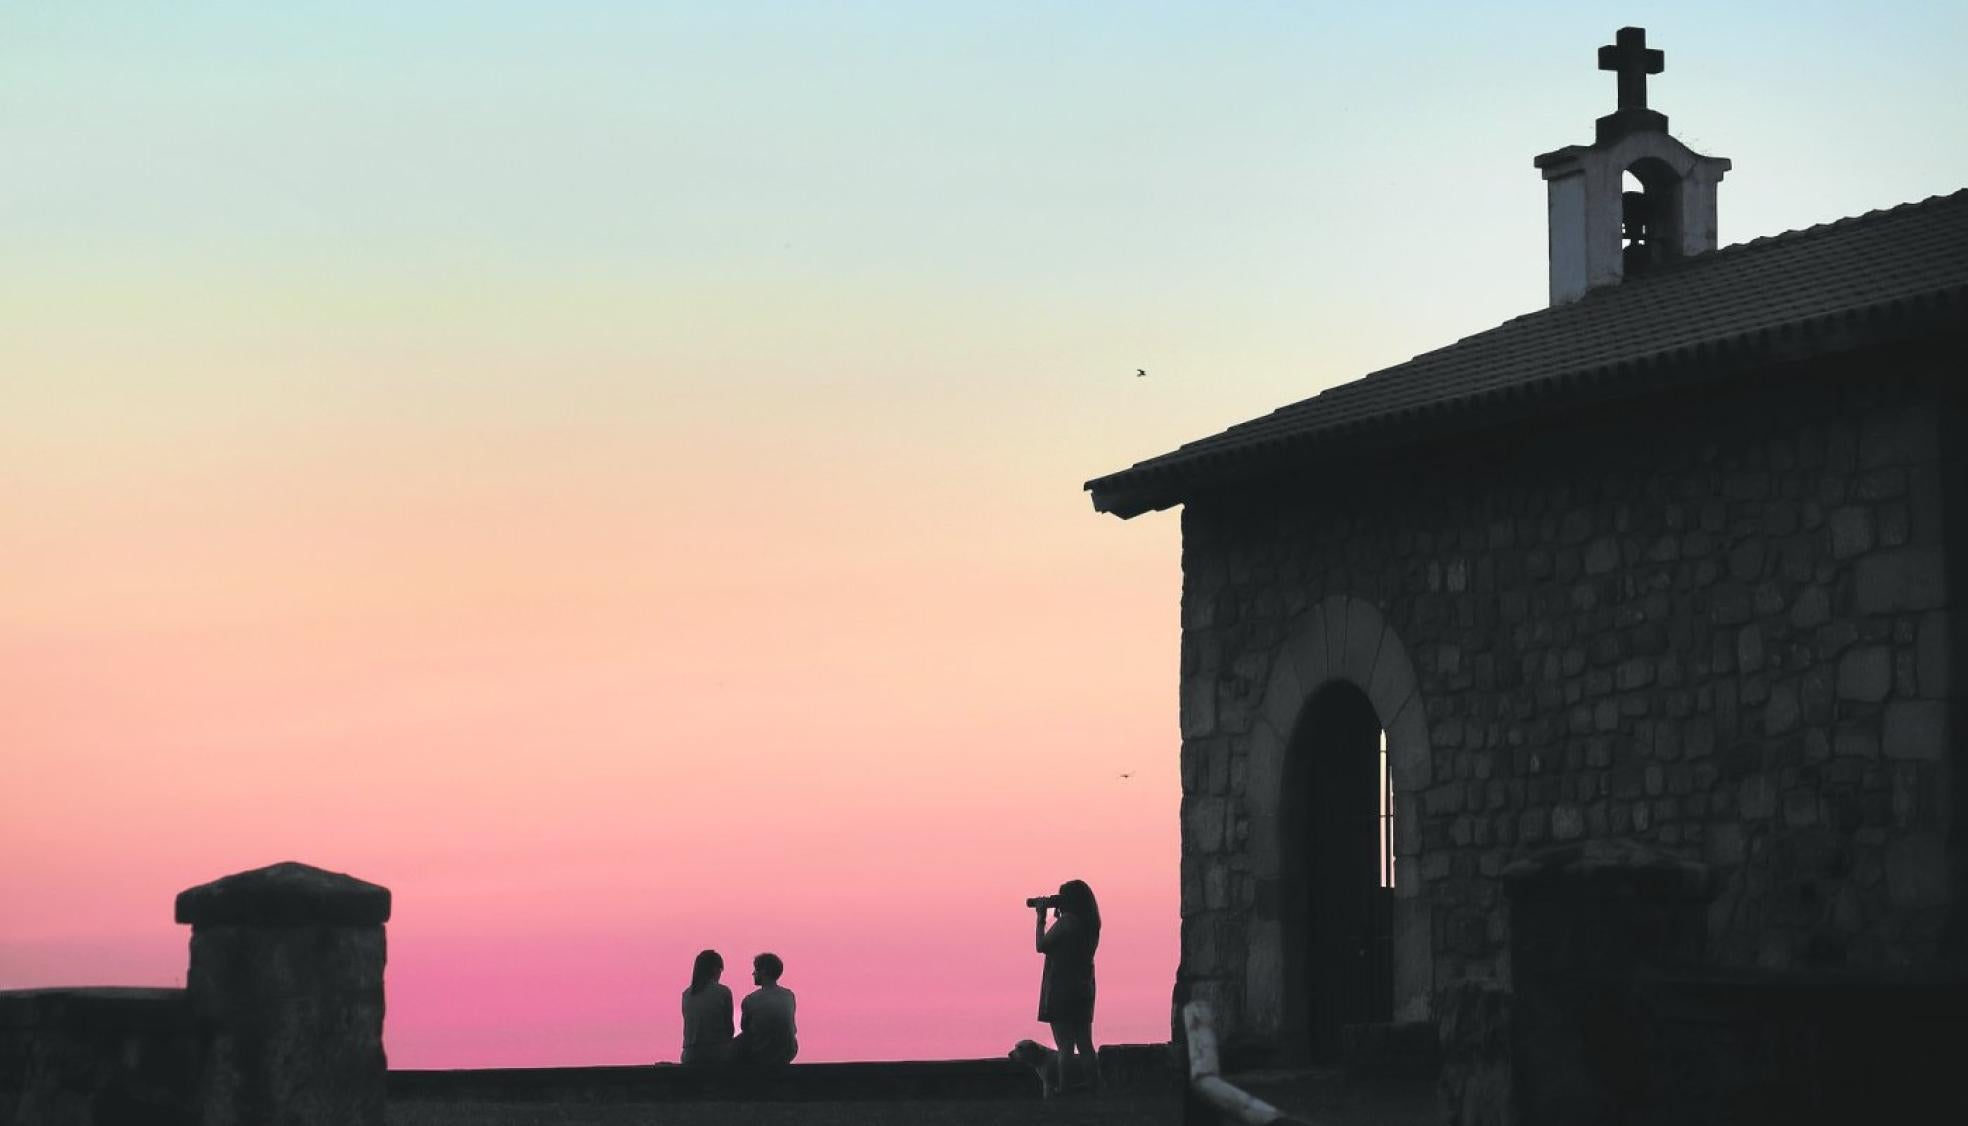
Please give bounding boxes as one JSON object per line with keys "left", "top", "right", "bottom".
{"left": 1173, "top": 358, "right": 1960, "bottom": 1046}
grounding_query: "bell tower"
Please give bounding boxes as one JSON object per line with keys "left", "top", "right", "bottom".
{"left": 1534, "top": 28, "right": 1732, "bottom": 305}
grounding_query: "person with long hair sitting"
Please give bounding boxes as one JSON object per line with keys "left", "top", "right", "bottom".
{"left": 679, "top": 949, "right": 733, "bottom": 1065}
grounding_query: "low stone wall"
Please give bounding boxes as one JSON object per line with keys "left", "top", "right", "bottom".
{"left": 1505, "top": 839, "right": 1711, "bottom": 1125}
{"left": 1440, "top": 971, "right": 1968, "bottom": 1126}
{"left": 1, "top": 861, "right": 391, "bottom": 1126}
{"left": 391, "top": 1046, "right": 1178, "bottom": 1106}
{"left": 1438, "top": 839, "right": 1968, "bottom": 1125}
{"left": 1638, "top": 971, "right": 1968, "bottom": 1126}
{"left": 1436, "top": 981, "right": 1511, "bottom": 1126}
{"left": 0, "top": 988, "right": 198, "bottom": 1126}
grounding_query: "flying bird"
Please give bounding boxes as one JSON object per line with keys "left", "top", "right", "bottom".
{"left": 1118, "top": 772, "right": 1134, "bottom": 780}
{"left": 1135, "top": 368, "right": 1147, "bottom": 377}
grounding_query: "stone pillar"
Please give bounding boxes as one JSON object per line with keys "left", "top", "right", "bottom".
{"left": 175, "top": 862, "right": 390, "bottom": 1126}
{"left": 1501, "top": 839, "right": 1709, "bottom": 1126}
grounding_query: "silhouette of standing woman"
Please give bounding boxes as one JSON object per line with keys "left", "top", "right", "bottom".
{"left": 680, "top": 949, "right": 733, "bottom": 1064}
{"left": 1035, "top": 879, "right": 1101, "bottom": 1091}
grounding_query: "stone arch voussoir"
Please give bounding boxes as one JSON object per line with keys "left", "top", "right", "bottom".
{"left": 1244, "top": 593, "right": 1434, "bottom": 1034}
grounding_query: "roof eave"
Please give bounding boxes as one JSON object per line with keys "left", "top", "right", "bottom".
{"left": 1084, "top": 286, "right": 1968, "bottom": 519}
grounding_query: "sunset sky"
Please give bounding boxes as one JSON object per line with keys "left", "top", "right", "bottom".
{"left": 5, "top": 2, "right": 1966, "bottom": 1067}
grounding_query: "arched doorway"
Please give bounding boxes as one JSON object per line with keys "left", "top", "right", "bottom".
{"left": 1241, "top": 594, "right": 1431, "bottom": 1057}
{"left": 1281, "top": 680, "right": 1393, "bottom": 1060}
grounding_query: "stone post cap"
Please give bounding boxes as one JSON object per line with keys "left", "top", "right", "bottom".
{"left": 175, "top": 861, "right": 392, "bottom": 927}
{"left": 1501, "top": 838, "right": 1709, "bottom": 899}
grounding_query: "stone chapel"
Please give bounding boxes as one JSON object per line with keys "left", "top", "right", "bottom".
{"left": 1088, "top": 28, "right": 1968, "bottom": 1065}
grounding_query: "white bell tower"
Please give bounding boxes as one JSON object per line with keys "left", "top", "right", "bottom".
{"left": 1534, "top": 28, "right": 1733, "bottom": 306}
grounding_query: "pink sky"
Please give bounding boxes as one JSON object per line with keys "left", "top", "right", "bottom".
{"left": 8, "top": 1, "right": 1964, "bottom": 1069}
{"left": 1, "top": 400, "right": 1185, "bottom": 1064}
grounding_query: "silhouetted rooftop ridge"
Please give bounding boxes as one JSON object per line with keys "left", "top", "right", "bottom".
{"left": 1087, "top": 187, "right": 1968, "bottom": 518}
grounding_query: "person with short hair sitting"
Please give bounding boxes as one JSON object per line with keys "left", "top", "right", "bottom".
{"left": 730, "top": 951, "right": 798, "bottom": 1067}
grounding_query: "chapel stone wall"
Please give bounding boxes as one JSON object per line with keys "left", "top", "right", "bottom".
{"left": 1175, "top": 356, "right": 1959, "bottom": 1051}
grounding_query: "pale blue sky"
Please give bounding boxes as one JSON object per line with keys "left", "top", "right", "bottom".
{"left": 6, "top": 1, "right": 1965, "bottom": 531}
{"left": 9, "top": 2, "right": 1963, "bottom": 328}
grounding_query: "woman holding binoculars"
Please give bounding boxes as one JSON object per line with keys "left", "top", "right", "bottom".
{"left": 1033, "top": 879, "right": 1101, "bottom": 1092}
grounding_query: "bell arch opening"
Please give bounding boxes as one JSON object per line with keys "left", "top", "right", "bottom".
{"left": 1278, "top": 679, "right": 1393, "bottom": 1061}
{"left": 1621, "top": 156, "right": 1683, "bottom": 275}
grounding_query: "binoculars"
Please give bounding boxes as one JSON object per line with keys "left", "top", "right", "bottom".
{"left": 1026, "top": 895, "right": 1061, "bottom": 909}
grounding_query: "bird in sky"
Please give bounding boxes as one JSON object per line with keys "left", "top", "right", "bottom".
{"left": 1117, "top": 772, "right": 1134, "bottom": 780}
{"left": 1135, "top": 368, "right": 1147, "bottom": 377}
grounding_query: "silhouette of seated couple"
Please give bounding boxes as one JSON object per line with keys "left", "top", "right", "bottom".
{"left": 680, "top": 950, "right": 798, "bottom": 1068}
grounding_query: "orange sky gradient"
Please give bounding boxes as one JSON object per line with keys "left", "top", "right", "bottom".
{"left": 7, "top": 1, "right": 1966, "bottom": 1068}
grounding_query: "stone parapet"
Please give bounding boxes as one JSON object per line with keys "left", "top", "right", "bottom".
{"left": 1, "top": 863, "right": 392, "bottom": 1126}
{"left": 0, "top": 988, "right": 197, "bottom": 1126}
{"left": 175, "top": 861, "right": 390, "bottom": 928}
{"left": 1436, "top": 980, "right": 1512, "bottom": 1126}
{"left": 180, "top": 862, "right": 391, "bottom": 1126}
{"left": 1504, "top": 840, "right": 1712, "bottom": 1125}
{"left": 1505, "top": 838, "right": 1710, "bottom": 980}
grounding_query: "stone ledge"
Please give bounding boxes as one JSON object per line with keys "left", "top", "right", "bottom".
{"left": 175, "top": 861, "right": 391, "bottom": 927}
{"left": 1638, "top": 967, "right": 1968, "bottom": 1009}
{"left": 389, "top": 1046, "right": 1180, "bottom": 1104}
{"left": 0, "top": 987, "right": 191, "bottom": 1032}
{"left": 1502, "top": 838, "right": 1709, "bottom": 899}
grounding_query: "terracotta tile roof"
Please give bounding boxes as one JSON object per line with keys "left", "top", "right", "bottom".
{"left": 1087, "top": 188, "right": 1968, "bottom": 518}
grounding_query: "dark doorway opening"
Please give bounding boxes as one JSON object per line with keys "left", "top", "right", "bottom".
{"left": 1282, "top": 681, "right": 1394, "bottom": 1060}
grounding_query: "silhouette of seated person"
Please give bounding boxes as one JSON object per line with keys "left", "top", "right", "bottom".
{"left": 728, "top": 951, "right": 799, "bottom": 1068}
{"left": 679, "top": 949, "right": 733, "bottom": 1065}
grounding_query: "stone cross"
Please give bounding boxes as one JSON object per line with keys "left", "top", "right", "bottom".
{"left": 1598, "top": 26, "right": 1664, "bottom": 111}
